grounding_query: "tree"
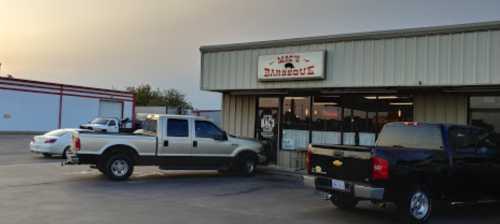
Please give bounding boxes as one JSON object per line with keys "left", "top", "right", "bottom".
{"left": 126, "top": 84, "right": 192, "bottom": 109}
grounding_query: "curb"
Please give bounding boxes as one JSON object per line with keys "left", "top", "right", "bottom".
{"left": 257, "top": 166, "right": 315, "bottom": 188}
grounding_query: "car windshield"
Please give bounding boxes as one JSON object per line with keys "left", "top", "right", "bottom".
{"left": 45, "top": 129, "right": 67, "bottom": 137}
{"left": 376, "top": 123, "right": 444, "bottom": 150}
{"left": 91, "top": 118, "right": 109, "bottom": 125}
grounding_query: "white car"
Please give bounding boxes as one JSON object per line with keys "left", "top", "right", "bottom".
{"left": 80, "top": 117, "right": 120, "bottom": 133}
{"left": 30, "top": 129, "right": 86, "bottom": 158}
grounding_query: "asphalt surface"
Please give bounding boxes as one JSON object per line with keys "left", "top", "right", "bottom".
{"left": 1, "top": 134, "right": 500, "bottom": 224}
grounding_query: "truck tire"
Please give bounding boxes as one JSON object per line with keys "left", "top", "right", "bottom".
{"left": 104, "top": 154, "right": 134, "bottom": 181}
{"left": 236, "top": 154, "right": 257, "bottom": 177}
{"left": 398, "top": 187, "right": 432, "bottom": 224}
{"left": 330, "top": 193, "right": 358, "bottom": 209}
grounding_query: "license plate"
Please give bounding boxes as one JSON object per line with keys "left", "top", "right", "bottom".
{"left": 331, "top": 179, "right": 346, "bottom": 191}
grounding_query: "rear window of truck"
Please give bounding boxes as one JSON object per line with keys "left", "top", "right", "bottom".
{"left": 376, "top": 124, "right": 444, "bottom": 150}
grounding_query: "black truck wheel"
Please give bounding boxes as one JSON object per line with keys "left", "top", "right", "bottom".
{"left": 104, "top": 154, "right": 134, "bottom": 181}
{"left": 330, "top": 193, "right": 358, "bottom": 209}
{"left": 236, "top": 154, "right": 257, "bottom": 177}
{"left": 398, "top": 187, "right": 432, "bottom": 224}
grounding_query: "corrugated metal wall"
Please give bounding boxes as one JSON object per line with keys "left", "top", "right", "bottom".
{"left": 221, "top": 94, "right": 256, "bottom": 138}
{"left": 414, "top": 93, "right": 468, "bottom": 124}
{"left": 202, "top": 30, "right": 500, "bottom": 91}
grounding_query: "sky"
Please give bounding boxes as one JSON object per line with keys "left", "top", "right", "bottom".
{"left": 1, "top": 0, "right": 500, "bottom": 110}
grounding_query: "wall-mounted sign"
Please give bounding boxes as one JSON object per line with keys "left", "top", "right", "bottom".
{"left": 258, "top": 51, "right": 326, "bottom": 81}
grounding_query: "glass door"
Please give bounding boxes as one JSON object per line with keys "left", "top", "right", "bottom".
{"left": 256, "top": 97, "right": 280, "bottom": 164}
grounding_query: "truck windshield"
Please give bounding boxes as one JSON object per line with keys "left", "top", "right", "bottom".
{"left": 91, "top": 118, "right": 109, "bottom": 125}
{"left": 376, "top": 124, "right": 444, "bottom": 150}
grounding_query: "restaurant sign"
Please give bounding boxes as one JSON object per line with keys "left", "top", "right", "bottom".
{"left": 258, "top": 51, "right": 326, "bottom": 81}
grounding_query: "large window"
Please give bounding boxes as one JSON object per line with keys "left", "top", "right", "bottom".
{"left": 311, "top": 96, "right": 342, "bottom": 145}
{"left": 282, "top": 97, "right": 310, "bottom": 151}
{"left": 278, "top": 94, "right": 413, "bottom": 150}
{"left": 470, "top": 96, "right": 500, "bottom": 134}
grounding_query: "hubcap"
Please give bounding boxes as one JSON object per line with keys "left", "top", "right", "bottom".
{"left": 110, "top": 159, "right": 129, "bottom": 177}
{"left": 245, "top": 160, "right": 255, "bottom": 173}
{"left": 410, "top": 191, "right": 430, "bottom": 220}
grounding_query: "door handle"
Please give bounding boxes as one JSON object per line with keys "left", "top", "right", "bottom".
{"left": 163, "top": 140, "right": 169, "bottom": 147}
{"left": 193, "top": 140, "right": 198, "bottom": 148}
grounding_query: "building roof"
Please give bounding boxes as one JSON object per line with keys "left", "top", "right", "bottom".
{"left": 200, "top": 20, "right": 500, "bottom": 53}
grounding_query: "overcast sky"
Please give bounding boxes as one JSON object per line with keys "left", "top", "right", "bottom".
{"left": 1, "top": 0, "right": 500, "bottom": 109}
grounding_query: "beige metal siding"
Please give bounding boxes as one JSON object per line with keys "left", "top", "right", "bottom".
{"left": 202, "top": 30, "right": 500, "bottom": 91}
{"left": 221, "top": 94, "right": 256, "bottom": 138}
{"left": 414, "top": 94, "right": 467, "bottom": 124}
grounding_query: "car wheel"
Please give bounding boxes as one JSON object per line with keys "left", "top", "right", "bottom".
{"left": 237, "top": 154, "right": 257, "bottom": 177}
{"left": 398, "top": 187, "right": 432, "bottom": 224}
{"left": 104, "top": 154, "right": 134, "bottom": 181}
{"left": 330, "top": 192, "right": 358, "bottom": 209}
{"left": 42, "top": 153, "right": 51, "bottom": 158}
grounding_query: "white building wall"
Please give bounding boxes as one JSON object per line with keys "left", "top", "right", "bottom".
{"left": 0, "top": 89, "right": 59, "bottom": 132}
{"left": 60, "top": 96, "right": 100, "bottom": 129}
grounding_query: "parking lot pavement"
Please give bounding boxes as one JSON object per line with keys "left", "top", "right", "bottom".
{"left": 0, "top": 135, "right": 500, "bottom": 223}
{"left": 0, "top": 134, "right": 64, "bottom": 165}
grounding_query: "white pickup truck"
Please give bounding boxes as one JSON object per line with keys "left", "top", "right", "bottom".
{"left": 80, "top": 117, "right": 121, "bottom": 133}
{"left": 65, "top": 114, "right": 265, "bottom": 180}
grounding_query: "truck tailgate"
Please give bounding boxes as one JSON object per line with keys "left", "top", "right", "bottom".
{"left": 310, "top": 145, "right": 372, "bottom": 183}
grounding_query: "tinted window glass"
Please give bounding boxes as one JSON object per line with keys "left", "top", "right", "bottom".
{"left": 109, "top": 120, "right": 116, "bottom": 126}
{"left": 195, "top": 121, "right": 224, "bottom": 139}
{"left": 376, "top": 124, "right": 443, "bottom": 150}
{"left": 167, "top": 119, "right": 189, "bottom": 137}
{"left": 448, "top": 127, "right": 479, "bottom": 149}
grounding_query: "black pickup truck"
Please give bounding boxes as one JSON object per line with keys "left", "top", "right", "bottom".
{"left": 307, "top": 122, "right": 500, "bottom": 223}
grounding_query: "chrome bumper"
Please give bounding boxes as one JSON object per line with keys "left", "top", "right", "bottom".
{"left": 315, "top": 177, "right": 384, "bottom": 200}
{"left": 353, "top": 184, "right": 384, "bottom": 200}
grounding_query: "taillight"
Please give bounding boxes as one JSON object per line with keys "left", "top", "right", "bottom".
{"left": 44, "top": 138, "right": 57, "bottom": 144}
{"left": 74, "top": 136, "right": 81, "bottom": 152}
{"left": 306, "top": 144, "right": 313, "bottom": 174}
{"left": 372, "top": 156, "right": 389, "bottom": 180}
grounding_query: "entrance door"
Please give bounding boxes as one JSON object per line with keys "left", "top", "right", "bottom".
{"left": 256, "top": 97, "right": 280, "bottom": 164}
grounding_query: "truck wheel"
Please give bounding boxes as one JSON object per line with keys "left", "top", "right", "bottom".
{"left": 104, "top": 154, "right": 134, "bottom": 181}
{"left": 330, "top": 193, "right": 358, "bottom": 209}
{"left": 236, "top": 154, "right": 257, "bottom": 177}
{"left": 398, "top": 187, "right": 432, "bottom": 224}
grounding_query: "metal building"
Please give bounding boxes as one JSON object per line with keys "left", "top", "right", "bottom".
{"left": 199, "top": 21, "right": 500, "bottom": 171}
{"left": 0, "top": 77, "right": 135, "bottom": 132}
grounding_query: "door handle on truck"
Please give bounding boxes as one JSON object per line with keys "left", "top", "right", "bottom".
{"left": 164, "top": 140, "right": 169, "bottom": 147}
{"left": 193, "top": 140, "right": 198, "bottom": 148}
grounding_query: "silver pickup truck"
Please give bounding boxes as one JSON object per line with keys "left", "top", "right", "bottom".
{"left": 64, "top": 114, "right": 265, "bottom": 181}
